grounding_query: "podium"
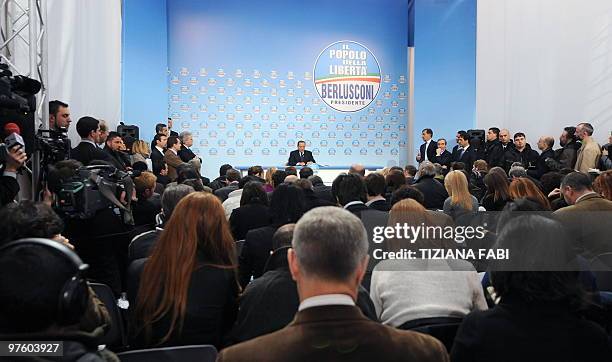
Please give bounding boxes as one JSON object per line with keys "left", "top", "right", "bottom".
{"left": 235, "top": 164, "right": 384, "bottom": 185}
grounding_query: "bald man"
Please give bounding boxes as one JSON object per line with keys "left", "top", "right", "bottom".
{"left": 499, "top": 129, "right": 514, "bottom": 150}
{"left": 527, "top": 136, "right": 556, "bottom": 179}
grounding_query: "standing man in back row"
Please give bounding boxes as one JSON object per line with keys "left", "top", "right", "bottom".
{"left": 416, "top": 128, "right": 436, "bottom": 163}
{"left": 288, "top": 140, "right": 316, "bottom": 166}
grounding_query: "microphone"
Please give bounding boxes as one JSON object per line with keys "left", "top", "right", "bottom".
{"left": 3, "top": 123, "right": 25, "bottom": 150}
{"left": 3, "top": 122, "right": 21, "bottom": 136}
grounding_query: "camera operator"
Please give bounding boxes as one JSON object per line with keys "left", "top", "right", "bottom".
{"left": 0, "top": 144, "right": 26, "bottom": 206}
{"left": 49, "top": 100, "right": 72, "bottom": 131}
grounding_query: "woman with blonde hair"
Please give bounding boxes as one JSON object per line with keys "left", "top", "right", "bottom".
{"left": 132, "top": 139, "right": 152, "bottom": 170}
{"left": 508, "top": 177, "right": 551, "bottom": 210}
{"left": 443, "top": 170, "right": 479, "bottom": 220}
{"left": 370, "top": 198, "right": 487, "bottom": 328}
{"left": 129, "top": 192, "right": 239, "bottom": 348}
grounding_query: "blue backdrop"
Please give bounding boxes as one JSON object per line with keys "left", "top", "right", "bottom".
{"left": 122, "top": 0, "right": 476, "bottom": 178}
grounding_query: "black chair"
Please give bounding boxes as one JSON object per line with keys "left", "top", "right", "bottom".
{"left": 399, "top": 317, "right": 463, "bottom": 352}
{"left": 90, "top": 282, "right": 127, "bottom": 349}
{"left": 590, "top": 253, "right": 612, "bottom": 292}
{"left": 117, "top": 344, "right": 217, "bottom": 362}
{"left": 236, "top": 239, "right": 245, "bottom": 255}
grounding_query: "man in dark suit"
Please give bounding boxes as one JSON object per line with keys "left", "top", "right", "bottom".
{"left": 218, "top": 207, "right": 448, "bottom": 362}
{"left": 433, "top": 138, "right": 453, "bottom": 170}
{"left": 294, "top": 179, "right": 336, "bottom": 212}
{"left": 484, "top": 127, "right": 505, "bottom": 168}
{"left": 364, "top": 173, "right": 390, "bottom": 211}
{"left": 331, "top": 173, "right": 369, "bottom": 217}
{"left": 287, "top": 140, "right": 316, "bottom": 166}
{"left": 214, "top": 169, "right": 241, "bottom": 201}
{"left": 412, "top": 161, "right": 449, "bottom": 210}
{"left": 70, "top": 116, "right": 112, "bottom": 166}
{"left": 309, "top": 175, "right": 335, "bottom": 203}
{"left": 416, "top": 128, "right": 436, "bottom": 163}
{"left": 103, "top": 131, "right": 129, "bottom": 171}
{"left": 499, "top": 128, "right": 514, "bottom": 152}
{"left": 177, "top": 131, "right": 198, "bottom": 162}
{"left": 502, "top": 132, "right": 539, "bottom": 172}
{"left": 150, "top": 123, "right": 170, "bottom": 150}
{"left": 528, "top": 136, "right": 555, "bottom": 179}
{"left": 452, "top": 132, "right": 478, "bottom": 171}
{"left": 150, "top": 133, "right": 167, "bottom": 164}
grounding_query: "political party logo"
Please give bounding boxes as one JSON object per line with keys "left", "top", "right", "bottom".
{"left": 352, "top": 123, "right": 360, "bottom": 130}
{"left": 278, "top": 114, "right": 286, "bottom": 121}
{"left": 352, "top": 140, "right": 360, "bottom": 147}
{"left": 390, "top": 132, "right": 399, "bottom": 139}
{"left": 375, "top": 148, "right": 384, "bottom": 155}
{"left": 391, "top": 148, "right": 399, "bottom": 155}
{"left": 227, "top": 148, "right": 236, "bottom": 156}
{"left": 262, "top": 131, "right": 270, "bottom": 138}
{"left": 390, "top": 116, "right": 398, "bottom": 123}
{"left": 278, "top": 148, "right": 287, "bottom": 156}
{"left": 199, "top": 121, "right": 208, "bottom": 129}
{"left": 304, "top": 106, "right": 312, "bottom": 114}
{"left": 399, "top": 124, "right": 406, "bottom": 131}
{"left": 244, "top": 148, "right": 253, "bottom": 155}
{"left": 312, "top": 131, "right": 320, "bottom": 139}
{"left": 383, "top": 124, "right": 391, "bottom": 131}
{"left": 296, "top": 114, "right": 304, "bottom": 122}
{"left": 262, "top": 148, "right": 270, "bottom": 155}
{"left": 227, "top": 130, "right": 235, "bottom": 138}
{"left": 279, "top": 131, "right": 287, "bottom": 138}
{"left": 208, "top": 130, "right": 217, "bottom": 138}
{"left": 227, "top": 113, "right": 235, "bottom": 121}
{"left": 286, "top": 139, "right": 294, "bottom": 147}
{"left": 304, "top": 123, "right": 312, "bottom": 130}
{"left": 270, "top": 139, "right": 278, "bottom": 147}
{"left": 368, "top": 124, "right": 376, "bottom": 130}
{"left": 368, "top": 140, "right": 376, "bottom": 147}
{"left": 189, "top": 77, "right": 198, "bottom": 85}
{"left": 235, "top": 122, "right": 244, "bottom": 130}
{"left": 236, "top": 139, "right": 244, "bottom": 147}
{"left": 191, "top": 113, "right": 199, "bottom": 120}
{"left": 312, "top": 148, "right": 320, "bottom": 155}
{"left": 320, "top": 123, "right": 328, "bottom": 130}
{"left": 328, "top": 131, "right": 336, "bottom": 139}
{"left": 253, "top": 122, "right": 261, "bottom": 130}
{"left": 253, "top": 139, "right": 262, "bottom": 147}
{"left": 328, "top": 148, "right": 336, "bottom": 155}
{"left": 217, "top": 122, "right": 226, "bottom": 129}
{"left": 375, "top": 131, "right": 383, "bottom": 139}
{"left": 383, "top": 140, "right": 391, "bottom": 147}
{"left": 336, "top": 140, "right": 344, "bottom": 147}
{"left": 295, "top": 131, "right": 303, "bottom": 138}
{"left": 314, "top": 41, "right": 381, "bottom": 112}
{"left": 336, "top": 123, "right": 344, "bottom": 130}
{"left": 344, "top": 132, "right": 352, "bottom": 139}
{"left": 375, "top": 116, "right": 383, "bottom": 123}
{"left": 209, "top": 148, "right": 218, "bottom": 156}
{"left": 244, "top": 131, "right": 253, "bottom": 138}
{"left": 200, "top": 139, "right": 209, "bottom": 147}
{"left": 171, "top": 95, "right": 180, "bottom": 103}
{"left": 360, "top": 131, "right": 368, "bottom": 139}
{"left": 218, "top": 139, "right": 227, "bottom": 147}
{"left": 399, "top": 140, "right": 407, "bottom": 148}
{"left": 344, "top": 115, "right": 352, "bottom": 122}
{"left": 320, "top": 140, "right": 328, "bottom": 147}
{"left": 344, "top": 148, "right": 352, "bottom": 155}
{"left": 270, "top": 122, "right": 279, "bottom": 129}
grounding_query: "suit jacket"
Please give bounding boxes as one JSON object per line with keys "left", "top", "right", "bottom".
{"left": 434, "top": 150, "right": 453, "bottom": 169}
{"left": 312, "top": 184, "right": 335, "bottom": 203}
{"left": 288, "top": 149, "right": 316, "bottom": 166}
{"left": 345, "top": 202, "right": 370, "bottom": 218}
{"left": 527, "top": 148, "right": 555, "bottom": 179}
{"left": 164, "top": 149, "right": 185, "bottom": 181}
{"left": 0, "top": 175, "right": 19, "bottom": 206}
{"left": 229, "top": 204, "right": 271, "bottom": 241}
{"left": 413, "top": 176, "right": 449, "bottom": 210}
{"left": 218, "top": 305, "right": 449, "bottom": 362}
{"left": 238, "top": 225, "right": 280, "bottom": 288}
{"left": 71, "top": 141, "right": 112, "bottom": 166}
{"left": 150, "top": 146, "right": 165, "bottom": 164}
{"left": 556, "top": 141, "right": 580, "bottom": 170}
{"left": 303, "top": 189, "right": 336, "bottom": 212}
{"left": 103, "top": 147, "right": 129, "bottom": 171}
{"left": 553, "top": 193, "right": 612, "bottom": 258}
{"left": 214, "top": 183, "right": 239, "bottom": 202}
{"left": 575, "top": 138, "right": 601, "bottom": 173}
{"left": 169, "top": 130, "right": 179, "bottom": 137}
{"left": 451, "top": 296, "right": 612, "bottom": 362}
{"left": 368, "top": 199, "right": 391, "bottom": 212}
{"left": 178, "top": 145, "right": 197, "bottom": 162}
{"left": 128, "top": 228, "right": 162, "bottom": 263}
{"left": 452, "top": 146, "right": 478, "bottom": 171}
{"left": 418, "top": 140, "right": 437, "bottom": 163}
{"left": 484, "top": 140, "right": 505, "bottom": 168}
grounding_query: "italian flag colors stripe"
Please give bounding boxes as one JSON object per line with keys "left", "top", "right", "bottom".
{"left": 315, "top": 75, "right": 381, "bottom": 85}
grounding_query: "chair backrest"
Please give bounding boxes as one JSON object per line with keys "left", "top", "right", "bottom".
{"left": 235, "top": 240, "right": 245, "bottom": 255}
{"left": 590, "top": 253, "right": 612, "bottom": 292}
{"left": 399, "top": 317, "right": 463, "bottom": 353}
{"left": 89, "top": 282, "right": 126, "bottom": 348}
{"left": 117, "top": 344, "right": 217, "bottom": 362}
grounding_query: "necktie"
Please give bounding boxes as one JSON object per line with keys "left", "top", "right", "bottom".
{"left": 460, "top": 148, "right": 465, "bottom": 158}
{"left": 300, "top": 153, "right": 304, "bottom": 161}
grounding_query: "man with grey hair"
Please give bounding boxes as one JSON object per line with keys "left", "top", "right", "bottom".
{"left": 128, "top": 184, "right": 195, "bottom": 261}
{"left": 412, "top": 161, "right": 448, "bottom": 210}
{"left": 554, "top": 172, "right": 612, "bottom": 257}
{"left": 218, "top": 207, "right": 448, "bottom": 362}
{"left": 574, "top": 122, "right": 601, "bottom": 173}
{"left": 528, "top": 136, "right": 555, "bottom": 179}
{"left": 178, "top": 130, "right": 197, "bottom": 163}
{"left": 349, "top": 163, "right": 366, "bottom": 177}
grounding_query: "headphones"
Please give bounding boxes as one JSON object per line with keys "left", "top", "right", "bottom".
{"left": 0, "top": 238, "right": 90, "bottom": 326}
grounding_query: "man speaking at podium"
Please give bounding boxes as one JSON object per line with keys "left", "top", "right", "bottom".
{"left": 288, "top": 140, "right": 316, "bottom": 166}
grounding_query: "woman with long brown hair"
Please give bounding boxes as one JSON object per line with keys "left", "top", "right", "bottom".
{"left": 129, "top": 192, "right": 239, "bottom": 348}
{"left": 508, "top": 177, "right": 551, "bottom": 210}
{"left": 481, "top": 168, "right": 511, "bottom": 211}
{"left": 593, "top": 170, "right": 612, "bottom": 201}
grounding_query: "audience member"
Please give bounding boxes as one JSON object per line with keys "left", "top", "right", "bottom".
{"left": 364, "top": 173, "right": 391, "bottom": 211}
{"left": 223, "top": 176, "right": 262, "bottom": 219}
{"left": 247, "top": 166, "right": 265, "bottom": 182}
{"left": 103, "top": 131, "right": 130, "bottom": 171}
{"left": 384, "top": 169, "right": 406, "bottom": 198}
{"left": 349, "top": 163, "right": 366, "bottom": 177}
{"left": 132, "top": 139, "right": 152, "bottom": 171}
{"left": 434, "top": 138, "right": 453, "bottom": 170}
{"left": 370, "top": 199, "right": 487, "bottom": 328}
{"left": 152, "top": 159, "right": 170, "bottom": 186}
{"left": 150, "top": 133, "right": 167, "bottom": 168}
{"left": 129, "top": 184, "right": 194, "bottom": 262}
{"left": 293, "top": 178, "right": 335, "bottom": 212}
{"left": 71, "top": 116, "right": 111, "bottom": 166}
{"left": 390, "top": 185, "right": 425, "bottom": 206}
{"left": 167, "top": 118, "right": 178, "bottom": 137}
{"left": 481, "top": 170, "right": 511, "bottom": 211}
{"left": 0, "top": 144, "right": 26, "bottom": 206}
{"left": 218, "top": 207, "right": 448, "bottom": 362}
{"left": 0, "top": 239, "right": 118, "bottom": 361}
{"left": 331, "top": 173, "right": 368, "bottom": 216}
{"left": 417, "top": 128, "right": 436, "bottom": 163}
{"left": 284, "top": 174, "right": 299, "bottom": 183}
{"left": 502, "top": 132, "right": 539, "bottom": 171}
{"left": 498, "top": 128, "right": 513, "bottom": 151}
{"left": 600, "top": 132, "right": 611, "bottom": 170}
{"left": 555, "top": 126, "right": 580, "bottom": 170}
{"left": 308, "top": 175, "right": 334, "bottom": 203}
{"left": 484, "top": 127, "right": 504, "bottom": 168}
{"left": 508, "top": 177, "right": 551, "bottom": 210}
{"left": 271, "top": 170, "right": 288, "bottom": 189}
{"left": 413, "top": 161, "right": 449, "bottom": 210}
{"left": 210, "top": 164, "right": 234, "bottom": 191}
{"left": 263, "top": 167, "right": 277, "bottom": 192}
{"left": 164, "top": 136, "right": 187, "bottom": 181}
{"left": 97, "top": 119, "right": 109, "bottom": 148}
{"left": 451, "top": 215, "right": 612, "bottom": 362}
{"left": 129, "top": 193, "right": 239, "bottom": 349}
{"left": 238, "top": 183, "right": 305, "bottom": 288}
{"left": 404, "top": 164, "right": 418, "bottom": 183}
{"left": 469, "top": 159, "right": 488, "bottom": 201}
{"left": 229, "top": 181, "right": 271, "bottom": 240}
{"left": 284, "top": 166, "right": 298, "bottom": 176}
{"left": 554, "top": 172, "right": 612, "bottom": 257}
{"left": 215, "top": 169, "right": 241, "bottom": 201}
{"left": 443, "top": 170, "right": 479, "bottom": 220}
{"left": 132, "top": 171, "right": 161, "bottom": 227}
{"left": 178, "top": 131, "right": 197, "bottom": 162}
{"left": 574, "top": 122, "right": 601, "bottom": 173}
{"left": 527, "top": 136, "right": 555, "bottom": 179}
{"left": 452, "top": 132, "right": 478, "bottom": 171}
{"left": 48, "top": 99, "right": 72, "bottom": 132}
{"left": 593, "top": 170, "right": 612, "bottom": 201}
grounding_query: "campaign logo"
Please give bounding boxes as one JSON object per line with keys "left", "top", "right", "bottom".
{"left": 279, "top": 97, "right": 287, "bottom": 104}
{"left": 271, "top": 105, "right": 278, "bottom": 113}
{"left": 360, "top": 148, "right": 368, "bottom": 155}
{"left": 320, "top": 140, "right": 328, "bottom": 147}
{"left": 383, "top": 108, "right": 391, "bottom": 115}
{"left": 218, "top": 139, "right": 227, "bottom": 147}
{"left": 244, "top": 96, "right": 253, "bottom": 105}
{"left": 270, "top": 139, "right": 278, "bottom": 147}
{"left": 320, "top": 123, "right": 328, "bottom": 130}
{"left": 171, "top": 76, "right": 180, "bottom": 85}
{"left": 399, "top": 140, "right": 407, "bottom": 148}
{"left": 253, "top": 88, "right": 262, "bottom": 96}
{"left": 399, "top": 108, "right": 407, "bottom": 115}
{"left": 391, "top": 148, "right": 399, "bottom": 155}
{"left": 287, "top": 106, "right": 295, "bottom": 113}
{"left": 295, "top": 131, "right": 303, "bottom": 138}
{"left": 398, "top": 124, "right": 406, "bottom": 131}
{"left": 270, "top": 122, "right": 279, "bottom": 129}
{"left": 344, "top": 115, "right": 352, "bottom": 122}
{"left": 262, "top": 131, "right": 270, "bottom": 138}
{"left": 199, "top": 87, "right": 207, "bottom": 94}
{"left": 217, "top": 122, "right": 226, "bottom": 129}
{"left": 312, "top": 148, "right": 320, "bottom": 155}
{"left": 235, "top": 104, "right": 244, "bottom": 113}
{"left": 383, "top": 140, "right": 391, "bottom": 147}
{"left": 200, "top": 139, "right": 209, "bottom": 147}
{"left": 235, "top": 69, "right": 244, "bottom": 78}
{"left": 375, "top": 148, "right": 384, "bottom": 155}
{"left": 344, "top": 131, "right": 352, "bottom": 139}
{"left": 208, "top": 95, "right": 216, "bottom": 103}
{"left": 236, "top": 139, "right": 244, "bottom": 147}
{"left": 391, "top": 84, "right": 399, "bottom": 91}
{"left": 270, "top": 70, "right": 278, "bottom": 79}
{"left": 314, "top": 41, "right": 381, "bottom": 112}
{"left": 336, "top": 123, "right": 344, "bottom": 130}
{"left": 304, "top": 106, "right": 312, "bottom": 114}
{"left": 244, "top": 148, "right": 253, "bottom": 155}
{"left": 270, "top": 88, "right": 278, "bottom": 96}
{"left": 375, "top": 100, "right": 383, "bottom": 107}
{"left": 368, "top": 124, "right": 376, "bottom": 130}
{"left": 218, "top": 105, "right": 226, "bottom": 113}
{"left": 336, "top": 140, "right": 344, "bottom": 147}
{"left": 236, "top": 87, "right": 244, "bottom": 96}
{"left": 368, "top": 140, "right": 376, "bottom": 147}
{"left": 398, "top": 92, "right": 407, "bottom": 99}
{"left": 390, "top": 132, "right": 399, "bottom": 139}
{"left": 312, "top": 131, "right": 320, "bottom": 139}
{"left": 235, "top": 122, "right": 244, "bottom": 130}
{"left": 262, "top": 148, "right": 270, "bottom": 155}
{"left": 180, "top": 67, "right": 189, "bottom": 76}
{"left": 208, "top": 130, "right": 218, "bottom": 138}
{"left": 287, "top": 123, "right": 296, "bottom": 130}
{"left": 171, "top": 94, "right": 180, "bottom": 103}
{"left": 253, "top": 139, "right": 261, "bottom": 147}
{"left": 375, "top": 131, "right": 383, "bottom": 139}
{"left": 227, "top": 148, "right": 236, "bottom": 156}
{"left": 360, "top": 115, "right": 368, "bottom": 123}
{"left": 287, "top": 88, "right": 295, "bottom": 97}
{"left": 244, "top": 113, "right": 253, "bottom": 121}
{"left": 399, "top": 75, "right": 407, "bottom": 83}
{"left": 217, "top": 87, "right": 226, "bottom": 95}
{"left": 279, "top": 131, "right": 287, "bottom": 138}
{"left": 391, "top": 101, "right": 399, "bottom": 108}
{"left": 383, "top": 124, "right": 391, "bottom": 131}
{"left": 199, "top": 121, "right": 208, "bottom": 129}
{"left": 390, "top": 116, "right": 398, "bottom": 123}
{"left": 304, "top": 123, "right": 312, "bottom": 130}
{"left": 227, "top": 130, "right": 236, "bottom": 138}
{"left": 244, "top": 131, "right": 253, "bottom": 138}
{"left": 312, "top": 115, "right": 321, "bottom": 122}
{"left": 319, "top": 107, "right": 328, "bottom": 114}
{"left": 190, "top": 113, "right": 199, "bottom": 121}
{"left": 287, "top": 71, "right": 295, "bottom": 80}
{"left": 328, "top": 148, "right": 336, "bottom": 155}
{"left": 328, "top": 131, "right": 336, "bottom": 139}
{"left": 352, "top": 123, "right": 360, "bottom": 130}
{"left": 360, "top": 131, "right": 368, "bottom": 139}
{"left": 344, "top": 148, "right": 352, "bottom": 155}
{"left": 190, "top": 95, "right": 198, "bottom": 104}
{"left": 253, "top": 122, "right": 261, "bottom": 130}
{"left": 209, "top": 148, "right": 218, "bottom": 156}
{"left": 352, "top": 140, "right": 360, "bottom": 147}
{"left": 368, "top": 107, "right": 376, "bottom": 115}
{"left": 226, "top": 78, "right": 235, "bottom": 87}
{"left": 286, "top": 139, "right": 294, "bottom": 147}
{"left": 262, "top": 113, "right": 270, "bottom": 121}
{"left": 180, "top": 85, "right": 189, "bottom": 94}
{"left": 226, "top": 113, "right": 235, "bottom": 121}
{"left": 304, "top": 89, "right": 312, "bottom": 97}
{"left": 208, "top": 78, "right": 217, "bottom": 86}
{"left": 296, "top": 114, "right": 304, "bottom": 122}
{"left": 244, "top": 79, "right": 253, "bottom": 87}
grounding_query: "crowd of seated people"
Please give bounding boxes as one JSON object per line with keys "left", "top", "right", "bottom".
{"left": 1, "top": 115, "right": 612, "bottom": 361}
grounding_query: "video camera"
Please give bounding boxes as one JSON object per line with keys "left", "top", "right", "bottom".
{"left": 49, "top": 164, "right": 135, "bottom": 224}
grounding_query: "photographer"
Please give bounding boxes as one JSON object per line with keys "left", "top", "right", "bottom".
{"left": 0, "top": 144, "right": 26, "bottom": 206}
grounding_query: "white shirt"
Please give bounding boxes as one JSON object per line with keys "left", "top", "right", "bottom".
{"left": 155, "top": 145, "right": 164, "bottom": 154}
{"left": 80, "top": 139, "right": 97, "bottom": 147}
{"left": 298, "top": 294, "right": 355, "bottom": 312}
{"left": 424, "top": 139, "right": 432, "bottom": 161}
{"left": 344, "top": 200, "right": 365, "bottom": 209}
{"left": 365, "top": 196, "right": 386, "bottom": 206}
{"left": 223, "top": 189, "right": 243, "bottom": 219}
